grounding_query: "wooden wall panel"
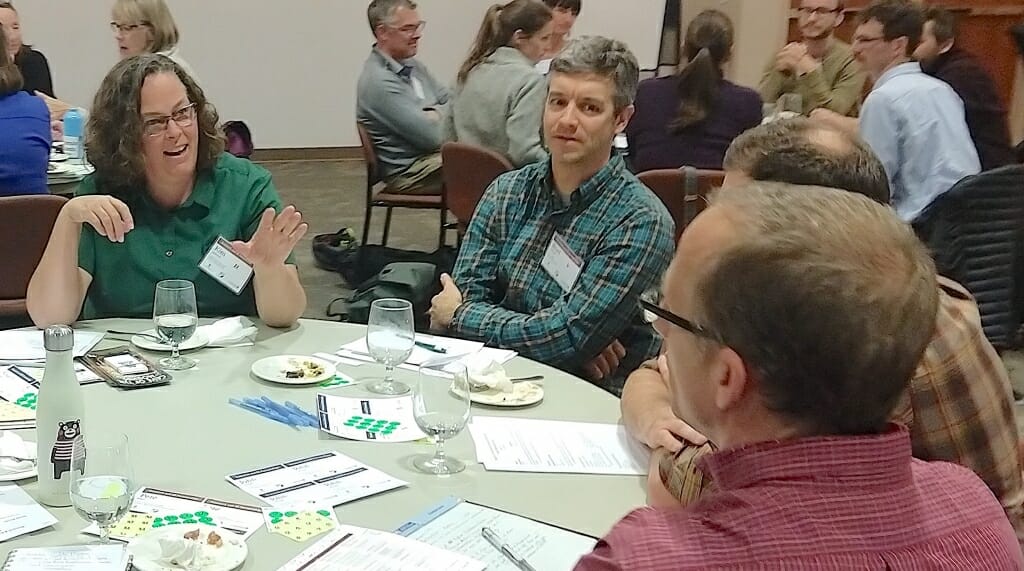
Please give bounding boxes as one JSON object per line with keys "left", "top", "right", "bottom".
{"left": 786, "top": 1, "right": 1024, "bottom": 104}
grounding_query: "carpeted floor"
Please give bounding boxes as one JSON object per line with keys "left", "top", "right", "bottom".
{"left": 262, "top": 159, "right": 451, "bottom": 322}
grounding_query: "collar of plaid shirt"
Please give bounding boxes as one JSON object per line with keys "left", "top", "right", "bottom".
{"left": 539, "top": 152, "right": 626, "bottom": 215}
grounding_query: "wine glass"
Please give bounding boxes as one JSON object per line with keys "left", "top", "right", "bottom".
{"left": 413, "top": 363, "right": 471, "bottom": 475}
{"left": 70, "top": 433, "right": 134, "bottom": 544}
{"left": 153, "top": 279, "right": 199, "bottom": 370}
{"left": 365, "top": 298, "right": 415, "bottom": 395}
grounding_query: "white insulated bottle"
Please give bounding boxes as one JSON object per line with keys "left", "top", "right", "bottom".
{"left": 35, "top": 325, "right": 86, "bottom": 507}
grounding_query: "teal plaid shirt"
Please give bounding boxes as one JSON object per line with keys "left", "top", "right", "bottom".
{"left": 450, "top": 154, "right": 675, "bottom": 394}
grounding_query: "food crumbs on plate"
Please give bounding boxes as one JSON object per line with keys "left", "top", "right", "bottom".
{"left": 284, "top": 358, "right": 325, "bottom": 379}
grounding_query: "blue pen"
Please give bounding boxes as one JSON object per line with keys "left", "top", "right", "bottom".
{"left": 258, "top": 396, "right": 305, "bottom": 426}
{"left": 233, "top": 398, "right": 293, "bottom": 426}
{"left": 230, "top": 398, "right": 296, "bottom": 427}
{"left": 258, "top": 396, "right": 311, "bottom": 428}
{"left": 284, "top": 401, "right": 319, "bottom": 428}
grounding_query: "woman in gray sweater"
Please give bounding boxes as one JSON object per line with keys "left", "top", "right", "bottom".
{"left": 443, "top": 0, "right": 553, "bottom": 167}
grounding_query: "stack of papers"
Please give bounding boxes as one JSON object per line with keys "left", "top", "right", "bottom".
{"left": 0, "top": 482, "right": 57, "bottom": 542}
{"left": 0, "top": 330, "right": 104, "bottom": 361}
{"left": 0, "top": 367, "right": 38, "bottom": 430}
{"left": 225, "top": 451, "right": 406, "bottom": 508}
{"left": 397, "top": 497, "right": 597, "bottom": 570}
{"left": 336, "top": 333, "right": 516, "bottom": 372}
{"left": 277, "top": 525, "right": 484, "bottom": 571}
{"left": 2, "top": 545, "right": 129, "bottom": 571}
{"left": 469, "top": 417, "right": 649, "bottom": 475}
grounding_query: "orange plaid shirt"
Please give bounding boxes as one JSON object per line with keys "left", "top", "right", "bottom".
{"left": 661, "top": 278, "right": 1024, "bottom": 543}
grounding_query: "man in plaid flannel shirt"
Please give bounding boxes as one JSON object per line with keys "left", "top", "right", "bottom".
{"left": 620, "top": 118, "right": 1024, "bottom": 545}
{"left": 428, "top": 36, "right": 674, "bottom": 395}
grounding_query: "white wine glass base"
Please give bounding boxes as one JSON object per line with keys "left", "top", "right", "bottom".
{"left": 413, "top": 452, "right": 464, "bottom": 475}
{"left": 159, "top": 353, "right": 196, "bottom": 370}
{"left": 366, "top": 364, "right": 410, "bottom": 395}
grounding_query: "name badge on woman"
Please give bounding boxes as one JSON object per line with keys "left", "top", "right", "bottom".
{"left": 541, "top": 233, "right": 583, "bottom": 293}
{"left": 198, "top": 237, "right": 254, "bottom": 295}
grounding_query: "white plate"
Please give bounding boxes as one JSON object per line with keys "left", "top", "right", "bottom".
{"left": 132, "top": 330, "right": 210, "bottom": 352}
{"left": 250, "top": 355, "right": 335, "bottom": 385}
{"left": 128, "top": 526, "right": 247, "bottom": 571}
{"left": 460, "top": 382, "right": 544, "bottom": 407}
{"left": 49, "top": 152, "right": 68, "bottom": 162}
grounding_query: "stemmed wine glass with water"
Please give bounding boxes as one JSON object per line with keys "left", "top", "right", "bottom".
{"left": 153, "top": 279, "right": 199, "bottom": 370}
{"left": 413, "top": 363, "right": 471, "bottom": 475}
{"left": 70, "top": 433, "right": 134, "bottom": 544}
{"left": 365, "top": 298, "right": 415, "bottom": 395}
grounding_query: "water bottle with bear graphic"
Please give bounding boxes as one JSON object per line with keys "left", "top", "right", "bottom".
{"left": 36, "top": 325, "right": 86, "bottom": 507}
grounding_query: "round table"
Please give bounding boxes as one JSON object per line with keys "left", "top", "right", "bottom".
{"left": 6, "top": 318, "right": 645, "bottom": 569}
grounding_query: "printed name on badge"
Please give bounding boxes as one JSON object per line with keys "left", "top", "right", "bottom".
{"left": 198, "top": 236, "right": 254, "bottom": 295}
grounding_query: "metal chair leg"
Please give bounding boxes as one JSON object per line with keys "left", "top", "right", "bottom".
{"left": 362, "top": 203, "right": 373, "bottom": 246}
{"left": 382, "top": 207, "right": 394, "bottom": 246}
{"left": 438, "top": 209, "right": 447, "bottom": 249}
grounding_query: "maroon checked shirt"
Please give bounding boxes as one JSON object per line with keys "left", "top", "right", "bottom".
{"left": 575, "top": 427, "right": 1022, "bottom": 570}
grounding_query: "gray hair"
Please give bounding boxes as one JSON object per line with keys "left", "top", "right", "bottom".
{"left": 696, "top": 182, "right": 937, "bottom": 436}
{"left": 550, "top": 35, "right": 639, "bottom": 111}
{"left": 367, "top": 0, "right": 417, "bottom": 32}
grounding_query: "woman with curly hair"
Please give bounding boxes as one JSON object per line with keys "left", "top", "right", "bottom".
{"left": 27, "top": 55, "right": 307, "bottom": 327}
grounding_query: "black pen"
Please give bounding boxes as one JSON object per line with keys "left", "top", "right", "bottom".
{"left": 481, "top": 527, "right": 536, "bottom": 571}
{"left": 415, "top": 341, "right": 448, "bottom": 354}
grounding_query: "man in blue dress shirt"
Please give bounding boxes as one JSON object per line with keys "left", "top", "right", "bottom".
{"left": 813, "top": 0, "right": 979, "bottom": 222}
{"left": 427, "top": 36, "right": 674, "bottom": 395}
{"left": 849, "top": 1, "right": 979, "bottom": 222}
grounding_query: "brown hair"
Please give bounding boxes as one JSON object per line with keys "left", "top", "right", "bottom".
{"left": 698, "top": 182, "right": 938, "bottom": 435}
{"left": 86, "top": 54, "right": 223, "bottom": 201}
{"left": 858, "top": 0, "right": 924, "bottom": 57}
{"left": 543, "top": 0, "right": 580, "bottom": 16}
{"left": 670, "top": 10, "right": 733, "bottom": 133}
{"left": 111, "top": 0, "right": 180, "bottom": 54}
{"left": 0, "top": 25, "right": 23, "bottom": 95}
{"left": 723, "top": 118, "right": 891, "bottom": 205}
{"left": 457, "top": 0, "right": 552, "bottom": 84}
{"left": 924, "top": 6, "right": 957, "bottom": 45}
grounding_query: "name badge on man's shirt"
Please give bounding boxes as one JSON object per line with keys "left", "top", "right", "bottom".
{"left": 198, "top": 236, "right": 254, "bottom": 295}
{"left": 542, "top": 232, "right": 583, "bottom": 293}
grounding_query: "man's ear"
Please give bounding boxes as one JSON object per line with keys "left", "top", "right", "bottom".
{"left": 834, "top": 11, "right": 845, "bottom": 28}
{"left": 615, "top": 104, "right": 635, "bottom": 134}
{"left": 714, "top": 347, "right": 749, "bottom": 412}
{"left": 939, "top": 38, "right": 954, "bottom": 55}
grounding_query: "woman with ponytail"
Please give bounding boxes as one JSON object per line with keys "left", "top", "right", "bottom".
{"left": 443, "top": 0, "right": 553, "bottom": 167}
{"left": 625, "top": 9, "right": 761, "bottom": 171}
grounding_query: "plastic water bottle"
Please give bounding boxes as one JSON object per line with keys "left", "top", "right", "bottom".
{"left": 63, "top": 108, "right": 84, "bottom": 162}
{"left": 35, "top": 325, "right": 86, "bottom": 507}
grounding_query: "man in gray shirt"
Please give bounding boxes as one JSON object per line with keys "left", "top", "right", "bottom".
{"left": 357, "top": 0, "right": 450, "bottom": 194}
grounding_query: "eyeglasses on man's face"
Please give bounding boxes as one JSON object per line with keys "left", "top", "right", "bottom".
{"left": 640, "top": 290, "right": 723, "bottom": 345}
{"left": 384, "top": 20, "right": 426, "bottom": 35}
{"left": 142, "top": 102, "right": 197, "bottom": 137}
{"left": 110, "top": 21, "right": 150, "bottom": 34}
{"left": 798, "top": 6, "right": 842, "bottom": 17}
{"left": 851, "top": 35, "right": 886, "bottom": 46}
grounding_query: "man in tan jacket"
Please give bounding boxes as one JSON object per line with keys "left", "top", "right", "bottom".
{"left": 759, "top": 0, "right": 865, "bottom": 116}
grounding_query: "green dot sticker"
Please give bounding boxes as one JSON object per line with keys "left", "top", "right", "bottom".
{"left": 152, "top": 521, "right": 164, "bottom": 527}
{"left": 180, "top": 513, "right": 193, "bottom": 519}
{"left": 382, "top": 430, "right": 394, "bottom": 435}
{"left": 285, "top": 511, "right": 298, "bottom": 517}
{"left": 389, "top": 421, "right": 400, "bottom": 426}
{"left": 165, "top": 515, "right": 178, "bottom": 522}
{"left": 317, "top": 510, "right": 331, "bottom": 518}
{"left": 351, "top": 416, "right": 363, "bottom": 420}
{"left": 269, "top": 511, "right": 283, "bottom": 518}
{"left": 195, "top": 511, "right": 208, "bottom": 516}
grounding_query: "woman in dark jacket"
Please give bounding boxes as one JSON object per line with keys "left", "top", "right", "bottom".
{"left": 0, "top": 2, "right": 54, "bottom": 97}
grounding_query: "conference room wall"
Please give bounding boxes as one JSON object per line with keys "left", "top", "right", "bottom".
{"left": 17, "top": 0, "right": 711, "bottom": 150}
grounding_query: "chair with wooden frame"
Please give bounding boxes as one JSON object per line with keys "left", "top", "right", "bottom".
{"left": 356, "top": 122, "right": 448, "bottom": 248}
{"left": 637, "top": 167, "right": 725, "bottom": 241}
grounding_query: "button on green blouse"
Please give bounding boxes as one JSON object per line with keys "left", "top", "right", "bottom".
{"left": 76, "top": 153, "right": 292, "bottom": 319}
